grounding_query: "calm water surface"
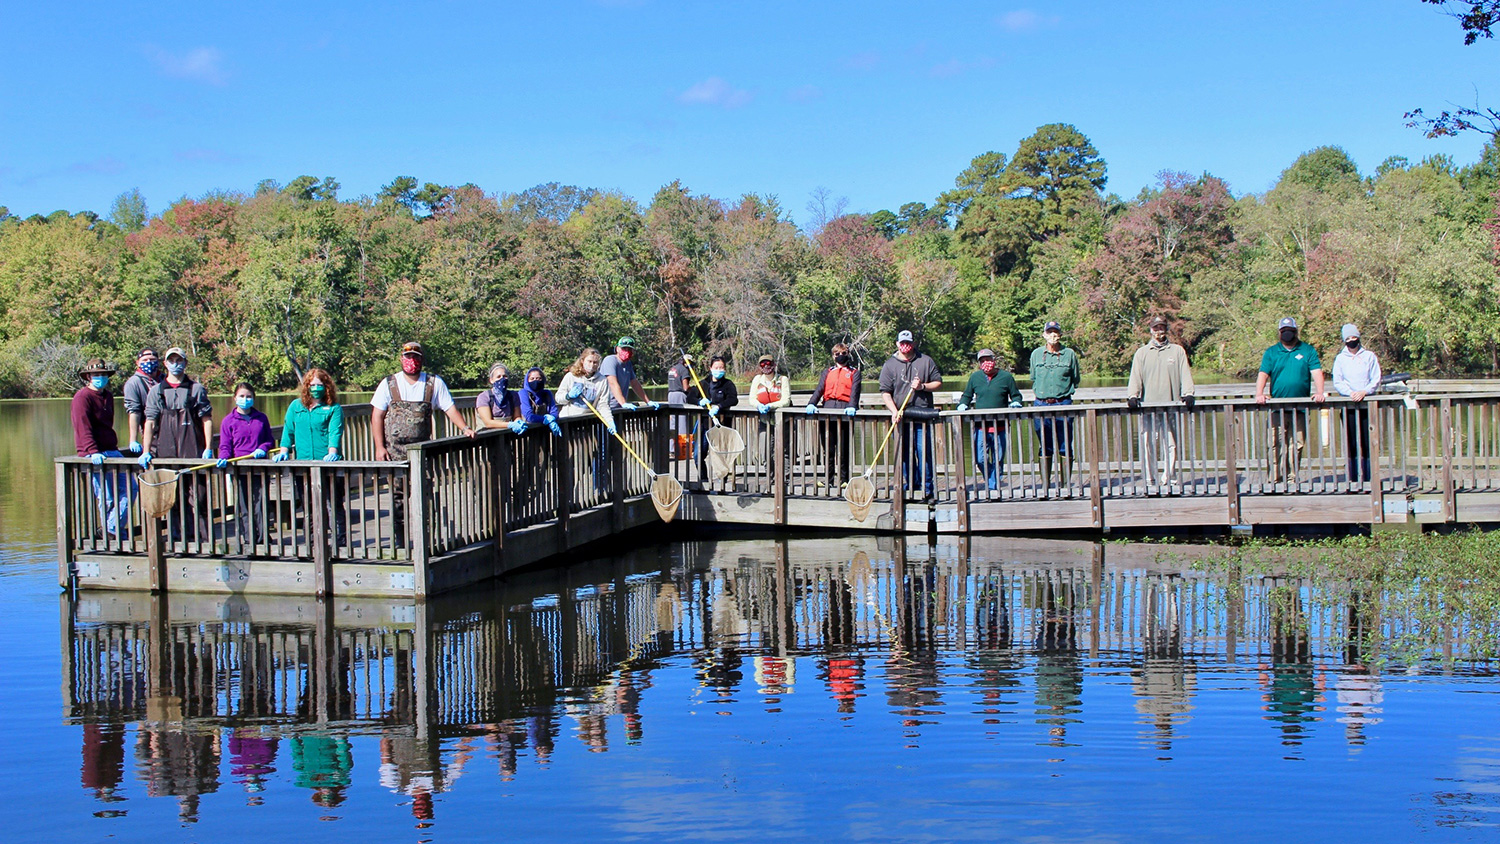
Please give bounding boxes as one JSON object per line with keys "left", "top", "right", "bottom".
{"left": 4, "top": 399, "right": 1499, "bottom": 842}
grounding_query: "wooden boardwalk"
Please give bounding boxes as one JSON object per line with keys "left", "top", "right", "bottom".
{"left": 55, "top": 391, "right": 1500, "bottom": 597}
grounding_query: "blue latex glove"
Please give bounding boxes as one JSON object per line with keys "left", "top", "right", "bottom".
{"left": 1009, "top": 400, "right": 1023, "bottom": 408}
{"left": 137, "top": 453, "right": 152, "bottom": 468}
{"left": 324, "top": 452, "right": 341, "bottom": 461}
{"left": 606, "top": 422, "right": 618, "bottom": 435}
{"left": 216, "top": 458, "right": 229, "bottom": 469}
{"left": 648, "top": 401, "right": 661, "bottom": 411}
{"left": 956, "top": 403, "right": 969, "bottom": 412}
{"left": 548, "top": 420, "right": 563, "bottom": 437}
{"left": 698, "top": 397, "right": 711, "bottom": 408}
{"left": 708, "top": 405, "right": 720, "bottom": 417}
{"left": 202, "top": 448, "right": 214, "bottom": 460}
{"left": 757, "top": 402, "right": 769, "bottom": 415}
{"left": 805, "top": 404, "right": 818, "bottom": 415}
{"left": 89, "top": 453, "right": 105, "bottom": 465}
{"left": 543, "top": 414, "right": 557, "bottom": 425}
{"left": 272, "top": 451, "right": 290, "bottom": 463}
{"left": 251, "top": 448, "right": 267, "bottom": 459}
{"left": 566, "top": 383, "right": 584, "bottom": 400}
{"left": 844, "top": 407, "right": 857, "bottom": 417}
{"left": 508, "top": 419, "right": 528, "bottom": 435}
{"left": 127, "top": 440, "right": 142, "bottom": 454}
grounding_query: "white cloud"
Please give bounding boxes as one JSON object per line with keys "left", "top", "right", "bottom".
{"left": 996, "top": 10, "right": 1058, "bottom": 32}
{"left": 677, "top": 77, "right": 753, "bottom": 109}
{"left": 147, "top": 46, "right": 228, "bottom": 86}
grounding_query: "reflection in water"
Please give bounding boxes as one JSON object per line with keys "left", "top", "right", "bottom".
{"left": 60, "top": 536, "right": 1484, "bottom": 825}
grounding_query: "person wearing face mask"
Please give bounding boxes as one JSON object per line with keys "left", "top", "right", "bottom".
{"left": 957, "top": 349, "right": 1023, "bottom": 492}
{"left": 140, "top": 346, "right": 214, "bottom": 542}
{"left": 558, "top": 348, "right": 617, "bottom": 432}
{"left": 216, "top": 383, "right": 274, "bottom": 547}
{"left": 371, "top": 341, "right": 475, "bottom": 463}
{"left": 749, "top": 354, "right": 791, "bottom": 466}
{"left": 475, "top": 363, "right": 520, "bottom": 431}
{"left": 518, "top": 368, "right": 563, "bottom": 437}
{"left": 1331, "top": 323, "right": 1381, "bottom": 484}
{"left": 697, "top": 356, "right": 740, "bottom": 476}
{"left": 122, "top": 348, "right": 163, "bottom": 454}
{"left": 278, "top": 369, "right": 348, "bottom": 546}
{"left": 1029, "top": 321, "right": 1082, "bottom": 498}
{"left": 600, "top": 337, "right": 661, "bottom": 412}
{"left": 666, "top": 354, "right": 700, "bottom": 443}
{"left": 72, "top": 358, "right": 130, "bottom": 537}
{"left": 1255, "top": 317, "right": 1326, "bottom": 488}
{"left": 805, "top": 343, "right": 862, "bottom": 487}
{"left": 1127, "top": 316, "right": 1196, "bottom": 494}
{"left": 879, "top": 330, "right": 942, "bottom": 501}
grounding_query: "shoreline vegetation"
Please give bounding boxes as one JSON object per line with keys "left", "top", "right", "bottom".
{"left": 4, "top": 124, "right": 1500, "bottom": 399}
{"left": 1181, "top": 530, "right": 1500, "bottom": 665}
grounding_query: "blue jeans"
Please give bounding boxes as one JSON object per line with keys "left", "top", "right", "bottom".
{"left": 903, "top": 422, "right": 935, "bottom": 497}
{"left": 89, "top": 451, "right": 131, "bottom": 536}
{"left": 1032, "top": 399, "right": 1074, "bottom": 456}
{"left": 973, "top": 427, "right": 1007, "bottom": 490}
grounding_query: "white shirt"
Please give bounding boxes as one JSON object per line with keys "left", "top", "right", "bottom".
{"left": 370, "top": 372, "right": 456, "bottom": 412}
{"left": 1331, "top": 347, "right": 1381, "bottom": 396}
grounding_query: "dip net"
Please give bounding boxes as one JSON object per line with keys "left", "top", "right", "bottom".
{"left": 651, "top": 474, "right": 684, "bottom": 522}
{"left": 139, "top": 469, "right": 180, "bottom": 519}
{"left": 705, "top": 425, "right": 745, "bottom": 480}
{"left": 844, "top": 475, "right": 876, "bottom": 521}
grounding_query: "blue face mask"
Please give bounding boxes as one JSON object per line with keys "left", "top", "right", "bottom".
{"left": 139, "top": 360, "right": 159, "bottom": 375}
{"left": 90, "top": 376, "right": 109, "bottom": 390}
{"left": 711, "top": 369, "right": 725, "bottom": 380}
{"left": 492, "top": 377, "right": 508, "bottom": 393}
{"left": 166, "top": 361, "right": 186, "bottom": 376}
{"left": 236, "top": 396, "right": 255, "bottom": 411}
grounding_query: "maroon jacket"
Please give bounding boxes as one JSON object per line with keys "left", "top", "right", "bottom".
{"left": 72, "top": 387, "right": 119, "bottom": 456}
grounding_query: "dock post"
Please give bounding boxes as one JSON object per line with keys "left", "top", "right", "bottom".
{"left": 773, "top": 410, "right": 787, "bottom": 526}
{"left": 310, "top": 465, "right": 331, "bottom": 597}
{"left": 892, "top": 423, "right": 906, "bottom": 532}
{"left": 1085, "top": 409, "right": 1102, "bottom": 530}
{"left": 555, "top": 430, "right": 573, "bottom": 554}
{"left": 1441, "top": 398, "right": 1455, "bottom": 522}
{"left": 1368, "top": 401, "right": 1384, "bottom": 523}
{"left": 611, "top": 426, "right": 626, "bottom": 534}
{"left": 952, "top": 415, "right": 970, "bottom": 532}
{"left": 409, "top": 445, "right": 429, "bottom": 599}
{"left": 1225, "top": 405, "right": 1242, "bottom": 526}
{"left": 489, "top": 435, "right": 507, "bottom": 573}
{"left": 55, "top": 462, "right": 72, "bottom": 589}
{"left": 146, "top": 515, "right": 166, "bottom": 593}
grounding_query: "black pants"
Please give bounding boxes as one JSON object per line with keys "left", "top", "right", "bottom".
{"left": 1343, "top": 405, "right": 1372, "bottom": 483}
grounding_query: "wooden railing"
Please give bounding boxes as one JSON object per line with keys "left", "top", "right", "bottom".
{"left": 56, "top": 392, "right": 1500, "bottom": 594}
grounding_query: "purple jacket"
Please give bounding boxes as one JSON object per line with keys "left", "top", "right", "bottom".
{"left": 219, "top": 408, "right": 274, "bottom": 458}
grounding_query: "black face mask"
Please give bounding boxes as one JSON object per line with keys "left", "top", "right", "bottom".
{"left": 1346, "top": 340, "right": 1360, "bottom": 349}
{"left": 834, "top": 354, "right": 850, "bottom": 365}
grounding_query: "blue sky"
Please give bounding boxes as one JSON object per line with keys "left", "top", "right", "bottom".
{"left": 2, "top": 1, "right": 1498, "bottom": 223}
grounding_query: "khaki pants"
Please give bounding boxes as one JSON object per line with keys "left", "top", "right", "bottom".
{"left": 1266, "top": 408, "right": 1307, "bottom": 484}
{"left": 1139, "top": 410, "right": 1179, "bottom": 487}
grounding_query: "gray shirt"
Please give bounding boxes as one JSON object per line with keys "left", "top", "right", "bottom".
{"left": 144, "top": 377, "right": 212, "bottom": 422}
{"left": 878, "top": 353, "right": 941, "bottom": 410}
{"left": 599, "top": 354, "right": 637, "bottom": 409}
{"left": 123, "top": 372, "right": 156, "bottom": 417}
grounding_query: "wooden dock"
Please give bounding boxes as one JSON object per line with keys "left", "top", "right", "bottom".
{"left": 55, "top": 391, "right": 1500, "bottom": 597}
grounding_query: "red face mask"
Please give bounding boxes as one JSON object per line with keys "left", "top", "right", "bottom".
{"left": 618, "top": 348, "right": 633, "bottom": 363}
{"left": 402, "top": 357, "right": 422, "bottom": 376}
{"left": 979, "top": 360, "right": 996, "bottom": 375}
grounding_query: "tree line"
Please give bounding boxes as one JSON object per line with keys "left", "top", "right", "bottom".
{"left": 2, "top": 123, "right": 1498, "bottom": 397}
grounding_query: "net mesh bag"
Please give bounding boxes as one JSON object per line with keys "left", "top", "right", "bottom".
{"left": 650, "top": 474, "right": 683, "bottom": 522}
{"left": 705, "top": 426, "right": 745, "bottom": 480}
{"left": 844, "top": 476, "right": 876, "bottom": 522}
{"left": 139, "top": 469, "right": 180, "bottom": 519}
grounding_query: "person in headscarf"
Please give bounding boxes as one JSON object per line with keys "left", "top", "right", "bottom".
{"left": 516, "top": 367, "right": 562, "bottom": 436}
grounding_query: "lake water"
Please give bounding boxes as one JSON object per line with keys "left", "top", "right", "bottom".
{"left": 6, "top": 398, "right": 1500, "bottom": 842}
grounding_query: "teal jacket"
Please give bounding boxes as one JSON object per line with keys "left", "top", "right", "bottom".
{"left": 281, "top": 400, "right": 343, "bottom": 459}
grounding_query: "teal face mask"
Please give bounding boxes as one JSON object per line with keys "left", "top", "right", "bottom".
{"left": 711, "top": 369, "right": 725, "bottom": 380}
{"left": 309, "top": 384, "right": 327, "bottom": 399}
{"left": 236, "top": 396, "right": 255, "bottom": 410}
{"left": 90, "top": 376, "right": 109, "bottom": 390}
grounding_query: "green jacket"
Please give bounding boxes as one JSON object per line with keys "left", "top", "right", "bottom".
{"left": 959, "top": 370, "right": 1022, "bottom": 409}
{"left": 1029, "top": 346, "right": 1081, "bottom": 400}
{"left": 1260, "top": 342, "right": 1322, "bottom": 399}
{"left": 281, "top": 400, "right": 343, "bottom": 459}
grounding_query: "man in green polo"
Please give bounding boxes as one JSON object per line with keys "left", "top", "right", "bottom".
{"left": 1254, "top": 316, "right": 1326, "bottom": 487}
{"left": 1029, "top": 320, "right": 1082, "bottom": 497}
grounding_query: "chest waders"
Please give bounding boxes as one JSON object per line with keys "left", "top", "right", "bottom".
{"left": 384, "top": 374, "right": 435, "bottom": 461}
{"left": 155, "top": 379, "right": 205, "bottom": 459}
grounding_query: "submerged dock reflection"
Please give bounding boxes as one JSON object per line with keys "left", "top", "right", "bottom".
{"left": 63, "top": 535, "right": 1467, "bottom": 820}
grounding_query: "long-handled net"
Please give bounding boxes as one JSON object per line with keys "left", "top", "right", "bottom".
{"left": 584, "top": 393, "right": 684, "bottom": 522}
{"left": 844, "top": 388, "right": 915, "bottom": 521}
{"left": 138, "top": 451, "right": 281, "bottom": 519}
{"left": 682, "top": 351, "right": 745, "bottom": 480}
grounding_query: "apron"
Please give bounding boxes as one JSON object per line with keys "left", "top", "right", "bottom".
{"left": 154, "top": 378, "right": 206, "bottom": 458}
{"left": 384, "top": 374, "right": 435, "bottom": 461}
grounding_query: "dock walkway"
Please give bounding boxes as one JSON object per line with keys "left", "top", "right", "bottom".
{"left": 55, "top": 391, "right": 1500, "bottom": 597}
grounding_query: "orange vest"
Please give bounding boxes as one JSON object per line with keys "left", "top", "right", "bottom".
{"left": 823, "top": 366, "right": 855, "bottom": 402}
